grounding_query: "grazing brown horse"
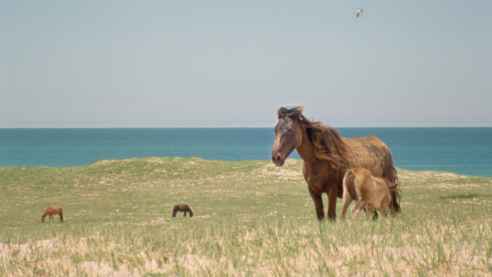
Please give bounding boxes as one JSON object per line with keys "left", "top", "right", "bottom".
{"left": 41, "top": 207, "right": 64, "bottom": 223}
{"left": 341, "top": 168, "right": 394, "bottom": 219}
{"left": 271, "top": 106, "right": 400, "bottom": 221}
{"left": 172, "top": 204, "right": 194, "bottom": 217}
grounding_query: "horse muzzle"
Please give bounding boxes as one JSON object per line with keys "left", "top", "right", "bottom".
{"left": 272, "top": 151, "right": 286, "bottom": 167}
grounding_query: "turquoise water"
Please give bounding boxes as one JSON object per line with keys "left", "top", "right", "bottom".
{"left": 0, "top": 128, "right": 491, "bottom": 176}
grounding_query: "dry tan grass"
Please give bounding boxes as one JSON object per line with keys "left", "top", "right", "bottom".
{"left": 1, "top": 158, "right": 492, "bottom": 276}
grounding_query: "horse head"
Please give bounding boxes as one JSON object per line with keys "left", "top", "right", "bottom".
{"left": 272, "top": 106, "right": 305, "bottom": 166}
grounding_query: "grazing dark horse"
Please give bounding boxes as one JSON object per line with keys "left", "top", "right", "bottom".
{"left": 41, "top": 207, "right": 64, "bottom": 223}
{"left": 172, "top": 204, "right": 194, "bottom": 217}
{"left": 271, "top": 106, "right": 400, "bottom": 221}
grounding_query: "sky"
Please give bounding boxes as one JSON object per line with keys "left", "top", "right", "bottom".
{"left": 1, "top": 1, "right": 491, "bottom": 128}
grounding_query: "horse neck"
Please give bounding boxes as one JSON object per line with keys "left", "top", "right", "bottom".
{"left": 296, "top": 126, "right": 317, "bottom": 164}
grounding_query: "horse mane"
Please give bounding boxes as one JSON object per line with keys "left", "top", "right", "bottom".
{"left": 304, "top": 120, "right": 349, "bottom": 169}
{"left": 278, "top": 106, "right": 349, "bottom": 169}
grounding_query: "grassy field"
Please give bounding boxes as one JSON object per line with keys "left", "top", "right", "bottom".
{"left": 1, "top": 157, "right": 492, "bottom": 276}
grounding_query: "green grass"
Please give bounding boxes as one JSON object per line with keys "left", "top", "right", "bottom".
{"left": 1, "top": 157, "right": 492, "bottom": 276}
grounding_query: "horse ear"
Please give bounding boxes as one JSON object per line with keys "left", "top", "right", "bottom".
{"left": 278, "top": 105, "right": 304, "bottom": 119}
{"left": 277, "top": 107, "right": 289, "bottom": 118}
{"left": 294, "top": 106, "right": 304, "bottom": 114}
{"left": 291, "top": 106, "right": 304, "bottom": 121}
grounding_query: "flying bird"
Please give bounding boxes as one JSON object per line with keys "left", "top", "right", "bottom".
{"left": 354, "top": 8, "right": 364, "bottom": 18}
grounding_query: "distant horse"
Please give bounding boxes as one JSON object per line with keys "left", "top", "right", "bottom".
{"left": 271, "top": 106, "right": 400, "bottom": 221}
{"left": 172, "top": 204, "right": 194, "bottom": 217}
{"left": 341, "top": 168, "right": 394, "bottom": 219}
{"left": 41, "top": 207, "right": 64, "bottom": 223}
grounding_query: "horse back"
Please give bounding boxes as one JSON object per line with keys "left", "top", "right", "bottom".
{"left": 45, "top": 207, "right": 62, "bottom": 215}
{"left": 344, "top": 136, "right": 396, "bottom": 181}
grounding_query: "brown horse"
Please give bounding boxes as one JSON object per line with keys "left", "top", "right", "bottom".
{"left": 341, "top": 168, "right": 394, "bottom": 219}
{"left": 41, "top": 207, "right": 64, "bottom": 223}
{"left": 271, "top": 106, "right": 400, "bottom": 221}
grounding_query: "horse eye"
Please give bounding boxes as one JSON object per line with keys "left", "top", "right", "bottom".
{"left": 280, "top": 125, "right": 289, "bottom": 134}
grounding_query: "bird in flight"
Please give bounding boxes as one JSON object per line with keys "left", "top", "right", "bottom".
{"left": 354, "top": 8, "right": 364, "bottom": 18}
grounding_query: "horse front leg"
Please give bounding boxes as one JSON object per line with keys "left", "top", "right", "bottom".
{"left": 309, "top": 191, "right": 325, "bottom": 221}
{"left": 327, "top": 185, "right": 338, "bottom": 221}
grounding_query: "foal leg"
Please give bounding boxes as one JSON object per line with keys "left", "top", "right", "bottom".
{"left": 309, "top": 191, "right": 325, "bottom": 221}
{"left": 341, "top": 198, "right": 352, "bottom": 219}
{"left": 341, "top": 188, "right": 353, "bottom": 219}
{"left": 352, "top": 201, "right": 365, "bottom": 217}
{"left": 372, "top": 211, "right": 379, "bottom": 221}
{"left": 366, "top": 207, "right": 377, "bottom": 220}
{"left": 379, "top": 208, "right": 389, "bottom": 217}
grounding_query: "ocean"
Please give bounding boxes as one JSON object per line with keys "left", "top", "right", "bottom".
{"left": 0, "top": 128, "right": 491, "bottom": 176}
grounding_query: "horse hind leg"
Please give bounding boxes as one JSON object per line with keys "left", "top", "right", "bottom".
{"left": 365, "top": 206, "right": 377, "bottom": 220}
{"left": 372, "top": 210, "right": 379, "bottom": 221}
{"left": 186, "top": 208, "right": 193, "bottom": 217}
{"left": 379, "top": 208, "right": 389, "bottom": 217}
{"left": 352, "top": 201, "right": 365, "bottom": 218}
{"left": 380, "top": 200, "right": 391, "bottom": 218}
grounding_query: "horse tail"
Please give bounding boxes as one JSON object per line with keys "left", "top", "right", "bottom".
{"left": 172, "top": 206, "right": 178, "bottom": 217}
{"left": 380, "top": 144, "right": 401, "bottom": 214}
{"left": 41, "top": 212, "right": 47, "bottom": 223}
{"left": 390, "top": 184, "right": 401, "bottom": 213}
{"left": 387, "top": 164, "right": 401, "bottom": 214}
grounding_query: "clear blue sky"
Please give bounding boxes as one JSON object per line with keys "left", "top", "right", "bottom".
{"left": 2, "top": 1, "right": 491, "bottom": 127}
